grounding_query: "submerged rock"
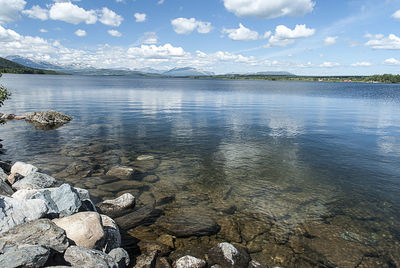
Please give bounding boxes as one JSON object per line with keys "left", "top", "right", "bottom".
{"left": 134, "top": 250, "right": 158, "bottom": 268}
{"left": 106, "top": 166, "right": 135, "bottom": 178}
{"left": 114, "top": 205, "right": 162, "bottom": 230}
{"left": 0, "top": 244, "right": 50, "bottom": 268}
{"left": 0, "top": 218, "right": 69, "bottom": 253}
{"left": 174, "top": 255, "right": 206, "bottom": 268}
{"left": 24, "top": 111, "right": 72, "bottom": 125}
{"left": 98, "top": 193, "right": 136, "bottom": 218}
{"left": 0, "top": 196, "right": 48, "bottom": 234}
{"left": 208, "top": 242, "right": 250, "bottom": 268}
{"left": 53, "top": 212, "right": 105, "bottom": 249}
{"left": 64, "top": 246, "right": 117, "bottom": 268}
{"left": 0, "top": 114, "right": 15, "bottom": 120}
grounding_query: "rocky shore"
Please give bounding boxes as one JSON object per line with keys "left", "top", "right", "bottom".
{"left": 0, "top": 161, "right": 269, "bottom": 268}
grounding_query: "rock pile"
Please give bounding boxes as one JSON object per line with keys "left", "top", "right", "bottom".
{"left": 0, "top": 111, "right": 72, "bottom": 129}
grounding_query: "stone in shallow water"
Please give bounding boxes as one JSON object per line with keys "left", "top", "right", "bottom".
{"left": 137, "top": 155, "right": 155, "bottom": 161}
{"left": 0, "top": 244, "right": 50, "bottom": 268}
{"left": 98, "top": 193, "right": 136, "bottom": 218}
{"left": 0, "top": 218, "right": 69, "bottom": 253}
{"left": 10, "top": 162, "right": 38, "bottom": 177}
{"left": 53, "top": 212, "right": 105, "bottom": 249}
{"left": 12, "top": 172, "right": 57, "bottom": 190}
{"left": 24, "top": 111, "right": 72, "bottom": 125}
{"left": 174, "top": 255, "right": 206, "bottom": 268}
{"left": 64, "top": 246, "right": 118, "bottom": 268}
{"left": 106, "top": 166, "right": 135, "bottom": 178}
{"left": 101, "top": 214, "right": 121, "bottom": 253}
{"left": 97, "top": 180, "right": 146, "bottom": 192}
{"left": 208, "top": 242, "right": 250, "bottom": 268}
{"left": 114, "top": 205, "right": 162, "bottom": 230}
{"left": 0, "top": 196, "right": 48, "bottom": 234}
{"left": 137, "top": 240, "right": 171, "bottom": 256}
{"left": 134, "top": 250, "right": 158, "bottom": 268}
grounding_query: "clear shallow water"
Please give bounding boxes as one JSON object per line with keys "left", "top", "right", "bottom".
{"left": 1, "top": 74, "right": 400, "bottom": 267}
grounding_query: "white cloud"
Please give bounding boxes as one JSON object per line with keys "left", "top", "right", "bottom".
{"left": 269, "top": 24, "right": 315, "bottom": 46}
{"left": 351, "top": 62, "right": 372, "bottom": 67}
{"left": 171, "top": 18, "right": 212, "bottom": 35}
{"left": 223, "top": 0, "right": 315, "bottom": 19}
{"left": 157, "top": 0, "right": 165, "bottom": 4}
{"left": 141, "top": 32, "right": 158, "bottom": 44}
{"left": 222, "top": 23, "right": 259, "bottom": 41}
{"left": 99, "top": 7, "right": 123, "bottom": 27}
{"left": 22, "top": 5, "right": 48, "bottom": 21}
{"left": 75, "top": 29, "right": 87, "bottom": 37}
{"left": 127, "top": 44, "right": 188, "bottom": 59}
{"left": 49, "top": 2, "right": 97, "bottom": 25}
{"left": 0, "top": 0, "right": 26, "bottom": 24}
{"left": 392, "top": 10, "right": 400, "bottom": 20}
{"left": 365, "top": 33, "right": 400, "bottom": 50}
{"left": 263, "top": 31, "right": 272, "bottom": 39}
{"left": 134, "top": 13, "right": 146, "bottom": 22}
{"left": 383, "top": 58, "right": 400, "bottom": 65}
{"left": 40, "top": 29, "right": 48, "bottom": 33}
{"left": 108, "top": 29, "right": 122, "bottom": 37}
{"left": 319, "top": 62, "right": 340, "bottom": 67}
{"left": 324, "top": 36, "right": 337, "bottom": 46}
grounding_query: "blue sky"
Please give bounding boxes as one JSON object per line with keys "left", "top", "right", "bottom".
{"left": 0, "top": 0, "right": 400, "bottom": 75}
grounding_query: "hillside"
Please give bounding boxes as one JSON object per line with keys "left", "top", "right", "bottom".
{"left": 0, "top": 57, "right": 62, "bottom": 75}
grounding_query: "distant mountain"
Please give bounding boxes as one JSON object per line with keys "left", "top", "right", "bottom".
{"left": 134, "top": 67, "right": 165, "bottom": 74}
{"left": 62, "top": 68, "right": 162, "bottom": 77}
{"left": 5, "top": 55, "right": 63, "bottom": 70}
{"left": 254, "top": 71, "right": 295, "bottom": 76}
{"left": 0, "top": 57, "right": 62, "bottom": 75}
{"left": 163, "top": 67, "right": 215, "bottom": 76}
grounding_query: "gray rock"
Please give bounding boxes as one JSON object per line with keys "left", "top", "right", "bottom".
{"left": 106, "top": 166, "right": 135, "bottom": 178}
{"left": 0, "top": 196, "right": 48, "bottom": 234}
{"left": 156, "top": 257, "right": 172, "bottom": 268}
{"left": 0, "top": 168, "right": 8, "bottom": 182}
{"left": 143, "top": 175, "right": 160, "bottom": 183}
{"left": 7, "top": 173, "right": 24, "bottom": 185}
{"left": 12, "top": 171, "right": 57, "bottom": 190}
{"left": 10, "top": 162, "right": 38, "bottom": 177}
{"left": 0, "top": 114, "right": 15, "bottom": 120}
{"left": 208, "top": 242, "right": 250, "bottom": 268}
{"left": 174, "top": 255, "right": 206, "bottom": 268}
{"left": 101, "top": 214, "right": 121, "bottom": 253}
{"left": 24, "top": 111, "right": 72, "bottom": 125}
{"left": 0, "top": 218, "right": 68, "bottom": 253}
{"left": 134, "top": 250, "right": 158, "bottom": 268}
{"left": 0, "top": 161, "right": 11, "bottom": 174}
{"left": 137, "top": 240, "right": 171, "bottom": 256}
{"left": 248, "top": 260, "right": 269, "bottom": 268}
{"left": 108, "top": 248, "right": 130, "bottom": 268}
{"left": 0, "top": 180, "right": 13, "bottom": 196}
{"left": 64, "top": 246, "right": 117, "bottom": 268}
{"left": 0, "top": 244, "right": 50, "bottom": 268}
{"left": 115, "top": 205, "right": 162, "bottom": 230}
{"left": 98, "top": 193, "right": 135, "bottom": 218}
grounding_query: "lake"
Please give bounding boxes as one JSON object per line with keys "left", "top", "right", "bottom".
{"left": 1, "top": 74, "right": 400, "bottom": 267}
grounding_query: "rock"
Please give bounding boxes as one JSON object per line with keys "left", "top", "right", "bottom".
{"left": 0, "top": 114, "right": 15, "bottom": 120}
{"left": 174, "top": 255, "right": 206, "bottom": 268}
{"left": 137, "top": 155, "right": 155, "bottom": 161}
{"left": 75, "top": 187, "right": 97, "bottom": 212}
{"left": 247, "top": 260, "right": 269, "bottom": 268}
{"left": 106, "top": 166, "right": 135, "bottom": 178}
{"left": 24, "top": 111, "right": 72, "bottom": 125}
{"left": 7, "top": 172, "right": 24, "bottom": 185}
{"left": 0, "top": 180, "right": 13, "bottom": 196}
{"left": 156, "top": 257, "right": 172, "bottom": 268}
{"left": 156, "top": 234, "right": 175, "bottom": 249}
{"left": 12, "top": 171, "right": 57, "bottom": 190}
{"left": 0, "top": 244, "right": 50, "bottom": 268}
{"left": 64, "top": 246, "right": 117, "bottom": 268}
{"left": 0, "top": 196, "right": 48, "bottom": 234}
{"left": 98, "top": 193, "right": 136, "bottom": 218}
{"left": 14, "top": 115, "right": 26, "bottom": 120}
{"left": 0, "top": 161, "right": 11, "bottom": 174}
{"left": 0, "top": 218, "right": 68, "bottom": 253}
{"left": 108, "top": 248, "right": 130, "bottom": 268}
{"left": 98, "top": 180, "right": 146, "bottom": 193}
{"left": 208, "top": 242, "right": 250, "bottom": 268}
{"left": 134, "top": 250, "right": 158, "bottom": 268}
{"left": 101, "top": 214, "right": 121, "bottom": 253}
{"left": 115, "top": 205, "right": 162, "bottom": 230}
{"left": 0, "top": 167, "right": 8, "bottom": 182}
{"left": 156, "top": 211, "right": 220, "bottom": 238}
{"left": 138, "top": 240, "right": 171, "bottom": 256}
{"left": 143, "top": 175, "right": 160, "bottom": 183}
{"left": 10, "top": 162, "right": 38, "bottom": 177}
{"left": 53, "top": 212, "right": 105, "bottom": 249}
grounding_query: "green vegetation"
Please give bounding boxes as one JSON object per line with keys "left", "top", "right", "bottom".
{"left": 0, "top": 84, "right": 10, "bottom": 108}
{"left": 0, "top": 57, "right": 63, "bottom": 75}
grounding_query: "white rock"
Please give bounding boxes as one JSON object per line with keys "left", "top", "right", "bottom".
{"left": 102, "top": 193, "right": 135, "bottom": 209}
{"left": 219, "top": 242, "right": 239, "bottom": 265}
{"left": 174, "top": 256, "right": 206, "bottom": 268}
{"left": 10, "top": 162, "right": 38, "bottom": 177}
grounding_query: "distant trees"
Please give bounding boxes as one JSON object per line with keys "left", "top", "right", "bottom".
{"left": 0, "top": 81, "right": 11, "bottom": 108}
{"left": 369, "top": 74, "right": 400, "bottom": 83}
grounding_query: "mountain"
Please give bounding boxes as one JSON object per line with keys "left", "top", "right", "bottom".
{"left": 254, "top": 71, "right": 295, "bottom": 76}
{"left": 0, "top": 57, "right": 62, "bottom": 75}
{"left": 5, "top": 55, "right": 63, "bottom": 70}
{"left": 134, "top": 67, "right": 165, "bottom": 74}
{"left": 163, "top": 67, "right": 215, "bottom": 76}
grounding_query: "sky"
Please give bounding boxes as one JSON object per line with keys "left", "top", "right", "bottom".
{"left": 0, "top": 0, "right": 400, "bottom": 75}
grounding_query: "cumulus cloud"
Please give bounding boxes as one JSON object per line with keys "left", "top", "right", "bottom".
{"left": 365, "top": 33, "right": 400, "bottom": 50}
{"left": 268, "top": 24, "right": 315, "bottom": 46}
{"left": 324, "top": 36, "right": 337, "bottom": 46}
{"left": 134, "top": 13, "right": 146, "bottom": 22}
{"left": 141, "top": 32, "right": 158, "bottom": 44}
{"left": 383, "top": 58, "right": 400, "bottom": 65}
{"left": 75, "top": 29, "right": 87, "bottom": 37}
{"left": 108, "top": 30, "right": 122, "bottom": 37}
{"left": 22, "top": 5, "right": 48, "bottom": 21}
{"left": 171, "top": 18, "right": 212, "bottom": 35}
{"left": 223, "top": 0, "right": 315, "bottom": 19}
{"left": 392, "top": 10, "right": 400, "bottom": 19}
{"left": 351, "top": 62, "right": 372, "bottom": 67}
{"left": 49, "top": 2, "right": 97, "bottom": 24}
{"left": 319, "top": 62, "right": 340, "bottom": 67}
{"left": 0, "top": 0, "right": 26, "bottom": 24}
{"left": 40, "top": 29, "right": 48, "bottom": 33}
{"left": 99, "top": 7, "right": 123, "bottom": 27}
{"left": 222, "top": 23, "right": 259, "bottom": 41}
{"left": 127, "top": 44, "right": 188, "bottom": 59}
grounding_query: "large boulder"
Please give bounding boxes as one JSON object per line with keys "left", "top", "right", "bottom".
{"left": 101, "top": 214, "right": 121, "bottom": 253}
{"left": 0, "top": 218, "right": 68, "bottom": 253}
{"left": 208, "top": 242, "right": 250, "bottom": 268}
{"left": 98, "top": 193, "right": 135, "bottom": 218}
{"left": 10, "top": 162, "right": 38, "bottom": 177}
{"left": 64, "top": 246, "right": 117, "bottom": 268}
{"left": 12, "top": 172, "right": 57, "bottom": 190}
{"left": 24, "top": 111, "right": 72, "bottom": 125}
{"left": 0, "top": 168, "right": 8, "bottom": 182}
{"left": 53, "top": 212, "right": 105, "bottom": 249}
{"left": 174, "top": 255, "right": 206, "bottom": 268}
{"left": 0, "top": 196, "right": 48, "bottom": 234}
{"left": 0, "top": 180, "right": 13, "bottom": 196}
{"left": 0, "top": 244, "right": 50, "bottom": 268}
{"left": 108, "top": 248, "right": 130, "bottom": 268}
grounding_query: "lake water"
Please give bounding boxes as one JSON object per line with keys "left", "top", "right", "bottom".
{"left": 1, "top": 74, "right": 400, "bottom": 267}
